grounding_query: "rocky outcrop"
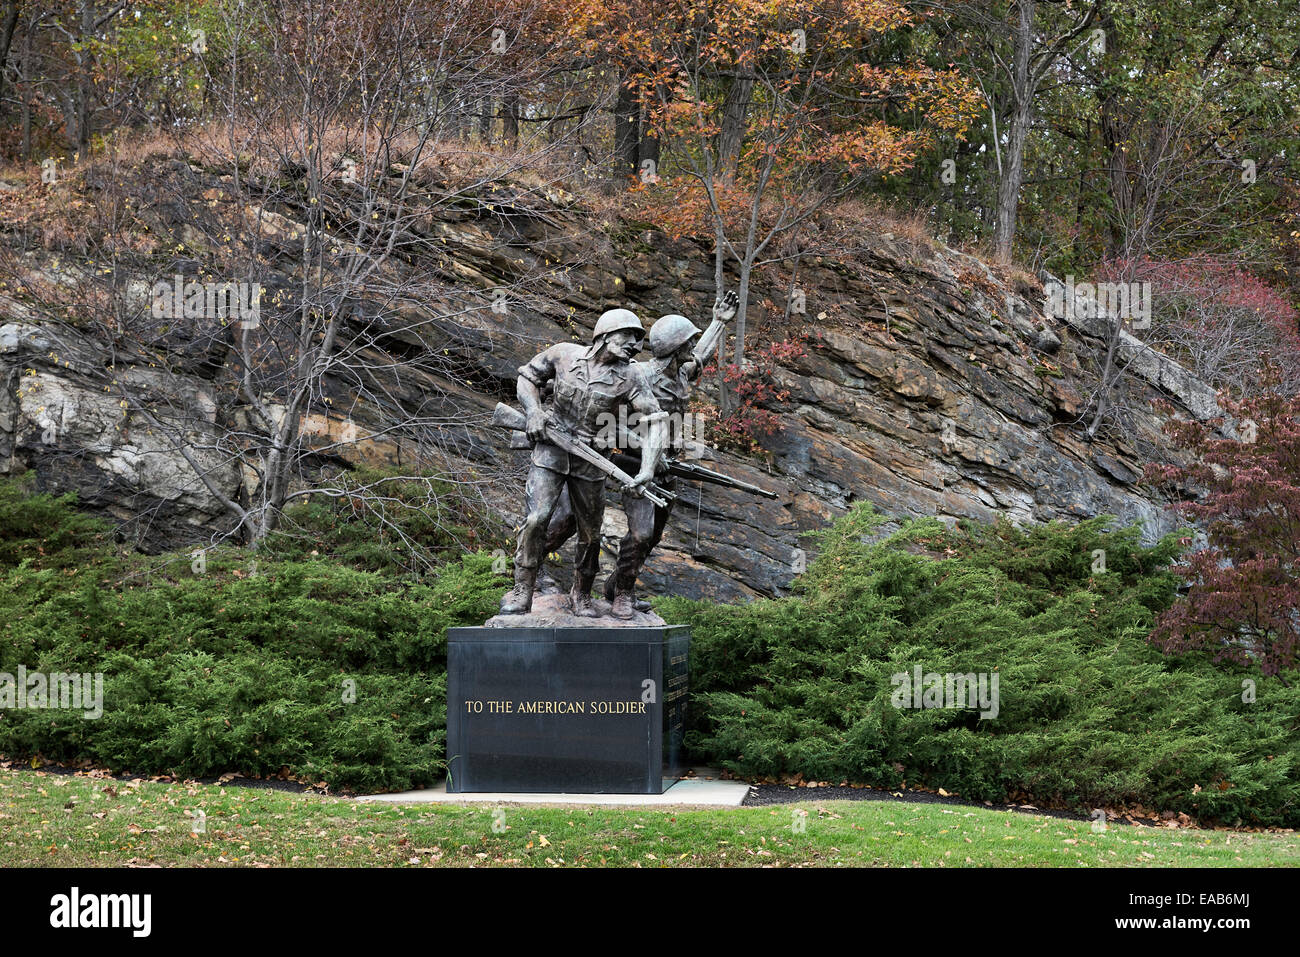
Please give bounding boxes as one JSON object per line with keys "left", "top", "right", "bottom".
{"left": 0, "top": 158, "right": 1219, "bottom": 601}
{"left": 1, "top": 317, "right": 237, "bottom": 549}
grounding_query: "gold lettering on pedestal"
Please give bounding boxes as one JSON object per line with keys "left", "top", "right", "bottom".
{"left": 463, "top": 700, "right": 650, "bottom": 715}
{"left": 515, "top": 700, "right": 586, "bottom": 714}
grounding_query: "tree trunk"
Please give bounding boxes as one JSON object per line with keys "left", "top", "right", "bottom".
{"left": 735, "top": 257, "right": 753, "bottom": 365}
{"left": 72, "top": 0, "right": 94, "bottom": 161}
{"left": 718, "top": 72, "right": 753, "bottom": 183}
{"left": 1071, "top": 156, "right": 1090, "bottom": 263}
{"left": 613, "top": 71, "right": 639, "bottom": 185}
{"left": 19, "top": 14, "right": 30, "bottom": 159}
{"left": 502, "top": 92, "right": 519, "bottom": 148}
{"left": 0, "top": 1, "right": 19, "bottom": 110}
{"left": 638, "top": 79, "right": 666, "bottom": 173}
{"left": 638, "top": 120, "right": 659, "bottom": 173}
{"left": 1097, "top": 13, "right": 1132, "bottom": 258}
{"left": 993, "top": 100, "right": 1030, "bottom": 261}
{"left": 714, "top": 227, "right": 730, "bottom": 416}
{"left": 991, "top": 0, "right": 1035, "bottom": 261}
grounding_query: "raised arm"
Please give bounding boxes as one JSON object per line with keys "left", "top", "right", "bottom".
{"left": 683, "top": 290, "right": 738, "bottom": 380}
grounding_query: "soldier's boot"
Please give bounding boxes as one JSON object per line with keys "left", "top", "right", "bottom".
{"left": 611, "top": 590, "right": 636, "bottom": 620}
{"left": 604, "top": 575, "right": 651, "bottom": 613}
{"left": 571, "top": 573, "right": 599, "bottom": 618}
{"left": 499, "top": 567, "right": 537, "bottom": 615}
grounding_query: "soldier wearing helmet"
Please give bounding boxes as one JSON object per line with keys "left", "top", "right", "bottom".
{"left": 541, "top": 292, "right": 738, "bottom": 616}
{"left": 590, "top": 307, "right": 644, "bottom": 346}
{"left": 499, "top": 308, "right": 668, "bottom": 618}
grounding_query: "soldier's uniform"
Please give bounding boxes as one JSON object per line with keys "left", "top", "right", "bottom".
{"left": 606, "top": 349, "right": 696, "bottom": 598}
{"left": 512, "top": 340, "right": 663, "bottom": 599}
{"left": 543, "top": 314, "right": 710, "bottom": 608}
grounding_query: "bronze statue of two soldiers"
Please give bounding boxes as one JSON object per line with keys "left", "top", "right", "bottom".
{"left": 495, "top": 291, "right": 774, "bottom": 621}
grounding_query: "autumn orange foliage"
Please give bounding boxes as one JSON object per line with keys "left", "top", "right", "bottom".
{"left": 563, "top": 0, "right": 980, "bottom": 220}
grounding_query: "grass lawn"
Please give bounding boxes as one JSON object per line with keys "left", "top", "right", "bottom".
{"left": 1, "top": 769, "right": 1295, "bottom": 867}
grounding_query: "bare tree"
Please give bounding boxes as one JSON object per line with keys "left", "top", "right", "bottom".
{"left": 4, "top": 0, "right": 596, "bottom": 568}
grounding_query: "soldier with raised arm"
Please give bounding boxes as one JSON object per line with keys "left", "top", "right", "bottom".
{"left": 538, "top": 293, "right": 739, "bottom": 617}
{"left": 499, "top": 309, "right": 668, "bottom": 618}
{"left": 604, "top": 292, "right": 737, "bottom": 612}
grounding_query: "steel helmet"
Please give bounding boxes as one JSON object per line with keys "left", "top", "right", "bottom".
{"left": 649, "top": 314, "right": 702, "bottom": 358}
{"left": 592, "top": 307, "right": 645, "bottom": 341}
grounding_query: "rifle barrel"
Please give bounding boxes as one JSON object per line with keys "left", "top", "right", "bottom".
{"left": 669, "top": 461, "right": 778, "bottom": 498}
{"left": 612, "top": 453, "right": 778, "bottom": 499}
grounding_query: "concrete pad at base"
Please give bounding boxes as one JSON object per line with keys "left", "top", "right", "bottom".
{"left": 355, "top": 769, "right": 749, "bottom": 807}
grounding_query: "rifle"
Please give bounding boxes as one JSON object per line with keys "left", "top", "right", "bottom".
{"left": 492, "top": 403, "right": 675, "bottom": 509}
{"left": 611, "top": 452, "right": 779, "bottom": 500}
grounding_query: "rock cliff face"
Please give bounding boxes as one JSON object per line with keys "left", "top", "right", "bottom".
{"left": 0, "top": 159, "right": 1219, "bottom": 602}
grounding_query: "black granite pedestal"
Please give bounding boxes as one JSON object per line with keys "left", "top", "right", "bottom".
{"left": 445, "top": 626, "right": 689, "bottom": 794}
